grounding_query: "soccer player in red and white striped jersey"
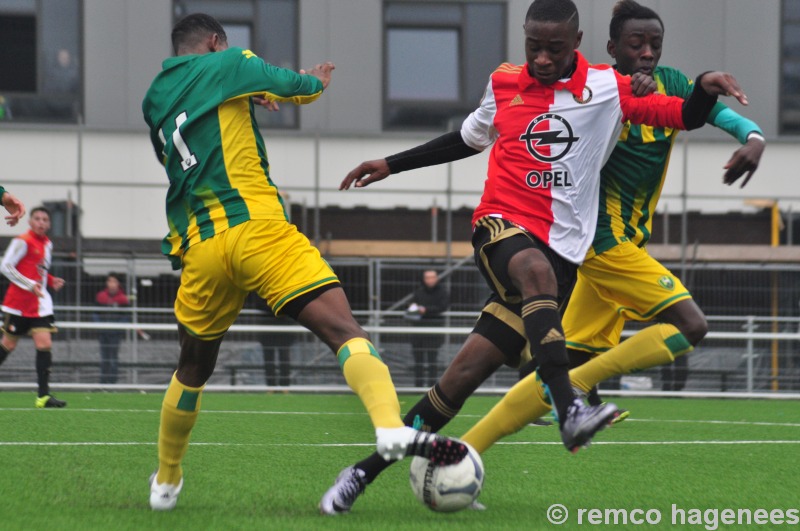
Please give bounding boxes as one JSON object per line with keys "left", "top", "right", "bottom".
{"left": 0, "top": 206, "right": 66, "bottom": 408}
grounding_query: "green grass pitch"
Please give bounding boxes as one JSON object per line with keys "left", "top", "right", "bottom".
{"left": 2, "top": 391, "right": 798, "bottom": 530}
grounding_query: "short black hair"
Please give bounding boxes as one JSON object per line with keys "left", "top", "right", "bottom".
{"left": 526, "top": 0, "right": 579, "bottom": 30}
{"left": 171, "top": 13, "right": 227, "bottom": 54}
{"left": 609, "top": 0, "right": 663, "bottom": 42}
{"left": 30, "top": 206, "right": 50, "bottom": 218}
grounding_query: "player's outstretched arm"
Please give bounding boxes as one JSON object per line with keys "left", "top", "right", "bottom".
{"left": 699, "top": 72, "right": 748, "bottom": 106}
{"left": 340, "top": 131, "right": 481, "bottom": 191}
{"left": 723, "top": 135, "right": 765, "bottom": 188}
{"left": 340, "top": 159, "right": 390, "bottom": 190}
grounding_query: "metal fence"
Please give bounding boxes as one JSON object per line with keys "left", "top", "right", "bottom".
{"left": 1, "top": 257, "right": 800, "bottom": 396}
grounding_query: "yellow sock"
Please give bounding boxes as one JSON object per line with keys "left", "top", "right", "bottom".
{"left": 571, "top": 323, "right": 692, "bottom": 393}
{"left": 462, "top": 371, "right": 550, "bottom": 454}
{"left": 156, "top": 372, "right": 204, "bottom": 485}
{"left": 339, "top": 338, "right": 403, "bottom": 429}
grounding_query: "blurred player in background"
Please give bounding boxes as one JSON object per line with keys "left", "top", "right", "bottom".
{"left": 0, "top": 206, "right": 66, "bottom": 408}
{"left": 321, "top": 0, "right": 750, "bottom": 513}
{"left": 142, "top": 13, "right": 467, "bottom": 512}
{"left": 561, "top": 0, "right": 765, "bottom": 417}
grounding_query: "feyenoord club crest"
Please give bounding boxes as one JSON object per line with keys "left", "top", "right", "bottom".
{"left": 519, "top": 113, "right": 580, "bottom": 162}
{"left": 573, "top": 86, "right": 593, "bottom": 104}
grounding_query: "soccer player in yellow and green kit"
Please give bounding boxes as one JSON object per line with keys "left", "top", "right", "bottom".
{"left": 563, "top": 0, "right": 765, "bottom": 412}
{"left": 142, "top": 13, "right": 467, "bottom": 512}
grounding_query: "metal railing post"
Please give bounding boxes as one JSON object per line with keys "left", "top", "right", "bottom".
{"left": 745, "top": 316, "right": 755, "bottom": 393}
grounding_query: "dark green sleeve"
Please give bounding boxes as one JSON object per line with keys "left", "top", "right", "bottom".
{"left": 0, "top": 186, "right": 6, "bottom": 198}
{"left": 220, "top": 48, "right": 323, "bottom": 104}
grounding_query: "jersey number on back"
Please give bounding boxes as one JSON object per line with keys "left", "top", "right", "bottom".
{"left": 158, "top": 111, "right": 198, "bottom": 172}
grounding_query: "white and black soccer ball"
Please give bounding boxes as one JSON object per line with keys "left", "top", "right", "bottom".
{"left": 409, "top": 442, "right": 484, "bottom": 512}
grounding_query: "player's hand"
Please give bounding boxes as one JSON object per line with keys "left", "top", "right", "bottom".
{"left": 33, "top": 283, "right": 44, "bottom": 298}
{"left": 252, "top": 96, "right": 280, "bottom": 112}
{"left": 723, "top": 137, "right": 765, "bottom": 188}
{"left": 51, "top": 277, "right": 65, "bottom": 291}
{"left": 1, "top": 191, "right": 25, "bottom": 227}
{"left": 699, "top": 72, "right": 749, "bottom": 105}
{"left": 340, "top": 159, "right": 391, "bottom": 190}
{"left": 301, "top": 62, "right": 335, "bottom": 89}
{"left": 630, "top": 72, "right": 657, "bottom": 97}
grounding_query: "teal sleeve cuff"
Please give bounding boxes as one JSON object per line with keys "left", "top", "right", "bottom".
{"left": 709, "top": 105, "right": 763, "bottom": 144}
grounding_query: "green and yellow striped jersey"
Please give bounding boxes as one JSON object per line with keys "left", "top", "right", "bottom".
{"left": 142, "top": 47, "right": 323, "bottom": 269}
{"left": 589, "top": 65, "right": 762, "bottom": 258}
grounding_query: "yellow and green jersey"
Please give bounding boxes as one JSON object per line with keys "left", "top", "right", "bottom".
{"left": 589, "top": 65, "right": 762, "bottom": 258}
{"left": 142, "top": 47, "right": 323, "bottom": 269}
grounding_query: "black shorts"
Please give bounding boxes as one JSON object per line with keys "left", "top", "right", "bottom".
{"left": 472, "top": 295, "right": 527, "bottom": 368}
{"left": 472, "top": 216, "right": 578, "bottom": 306}
{"left": 2, "top": 313, "right": 57, "bottom": 337}
{"left": 279, "top": 282, "right": 341, "bottom": 321}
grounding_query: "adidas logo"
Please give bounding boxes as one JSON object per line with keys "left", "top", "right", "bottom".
{"left": 540, "top": 328, "right": 565, "bottom": 345}
{"left": 509, "top": 94, "right": 524, "bottom": 107}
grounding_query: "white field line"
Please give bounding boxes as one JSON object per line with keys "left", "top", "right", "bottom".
{"left": 1, "top": 409, "right": 797, "bottom": 446}
{"left": 1, "top": 440, "right": 800, "bottom": 447}
{"left": 0, "top": 407, "right": 799, "bottom": 428}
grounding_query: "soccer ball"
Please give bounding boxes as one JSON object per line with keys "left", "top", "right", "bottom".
{"left": 409, "top": 442, "right": 484, "bottom": 512}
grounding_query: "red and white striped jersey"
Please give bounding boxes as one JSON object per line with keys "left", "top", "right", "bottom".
{"left": 1, "top": 230, "right": 55, "bottom": 318}
{"left": 463, "top": 51, "right": 687, "bottom": 264}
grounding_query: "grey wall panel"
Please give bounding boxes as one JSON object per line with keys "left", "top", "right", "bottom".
{"left": 84, "top": 0, "right": 171, "bottom": 128}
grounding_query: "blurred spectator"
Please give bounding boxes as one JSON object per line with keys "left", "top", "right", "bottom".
{"left": 44, "top": 48, "right": 79, "bottom": 94}
{"left": 406, "top": 269, "right": 449, "bottom": 387}
{"left": 94, "top": 273, "right": 129, "bottom": 384}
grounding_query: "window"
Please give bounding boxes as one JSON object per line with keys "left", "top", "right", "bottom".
{"left": 0, "top": 0, "right": 82, "bottom": 124}
{"left": 174, "top": 0, "right": 299, "bottom": 129}
{"left": 384, "top": 1, "right": 506, "bottom": 130}
{"left": 782, "top": 0, "right": 800, "bottom": 133}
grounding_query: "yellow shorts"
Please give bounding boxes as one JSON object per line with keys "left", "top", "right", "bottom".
{"left": 563, "top": 241, "right": 691, "bottom": 355}
{"left": 175, "top": 219, "right": 339, "bottom": 339}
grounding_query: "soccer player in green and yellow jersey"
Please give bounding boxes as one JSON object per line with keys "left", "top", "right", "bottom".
{"left": 561, "top": 0, "right": 765, "bottom": 410}
{"left": 142, "top": 13, "right": 467, "bottom": 512}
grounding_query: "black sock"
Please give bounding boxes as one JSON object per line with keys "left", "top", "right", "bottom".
{"left": 567, "top": 349, "right": 602, "bottom": 405}
{"left": 36, "top": 349, "right": 52, "bottom": 397}
{"left": 0, "top": 343, "right": 10, "bottom": 366}
{"left": 402, "top": 382, "right": 462, "bottom": 432}
{"left": 522, "top": 295, "right": 574, "bottom": 423}
{"left": 355, "top": 383, "right": 462, "bottom": 483}
{"left": 587, "top": 387, "right": 602, "bottom": 406}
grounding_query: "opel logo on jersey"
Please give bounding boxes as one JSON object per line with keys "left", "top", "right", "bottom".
{"left": 519, "top": 113, "right": 580, "bottom": 162}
